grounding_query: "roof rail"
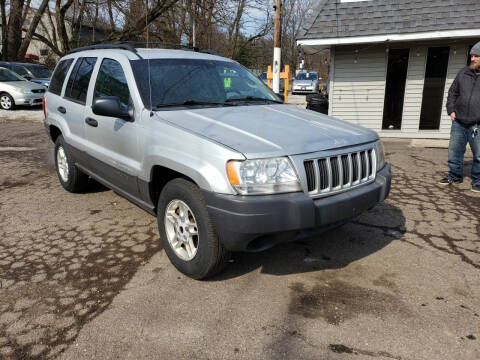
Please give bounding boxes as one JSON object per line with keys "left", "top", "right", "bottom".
{"left": 115, "top": 41, "right": 221, "bottom": 56}
{"left": 68, "top": 43, "right": 143, "bottom": 59}
{"left": 69, "top": 42, "right": 221, "bottom": 58}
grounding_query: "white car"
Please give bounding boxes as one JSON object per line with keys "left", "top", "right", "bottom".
{"left": 292, "top": 71, "right": 320, "bottom": 95}
{"left": 0, "top": 67, "right": 46, "bottom": 110}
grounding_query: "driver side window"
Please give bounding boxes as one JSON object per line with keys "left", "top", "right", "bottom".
{"left": 93, "top": 58, "right": 131, "bottom": 109}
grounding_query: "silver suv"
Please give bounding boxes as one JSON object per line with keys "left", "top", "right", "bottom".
{"left": 43, "top": 44, "right": 391, "bottom": 279}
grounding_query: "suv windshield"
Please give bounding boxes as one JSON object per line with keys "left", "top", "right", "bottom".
{"left": 0, "top": 68, "right": 25, "bottom": 82}
{"left": 295, "top": 72, "right": 318, "bottom": 80}
{"left": 25, "top": 65, "right": 52, "bottom": 78}
{"left": 131, "top": 59, "right": 281, "bottom": 109}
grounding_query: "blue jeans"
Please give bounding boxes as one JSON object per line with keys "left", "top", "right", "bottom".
{"left": 447, "top": 120, "right": 480, "bottom": 185}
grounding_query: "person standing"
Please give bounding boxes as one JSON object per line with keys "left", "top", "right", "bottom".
{"left": 439, "top": 42, "right": 480, "bottom": 192}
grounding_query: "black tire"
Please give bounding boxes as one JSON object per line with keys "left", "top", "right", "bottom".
{"left": 0, "top": 93, "right": 15, "bottom": 110}
{"left": 54, "top": 135, "right": 89, "bottom": 193}
{"left": 157, "top": 178, "right": 230, "bottom": 279}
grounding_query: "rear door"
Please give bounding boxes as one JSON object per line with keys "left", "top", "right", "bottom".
{"left": 62, "top": 57, "right": 97, "bottom": 162}
{"left": 84, "top": 57, "right": 141, "bottom": 197}
{"left": 45, "top": 58, "right": 74, "bottom": 139}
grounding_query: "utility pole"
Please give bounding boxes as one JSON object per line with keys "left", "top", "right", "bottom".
{"left": 272, "top": 0, "right": 282, "bottom": 94}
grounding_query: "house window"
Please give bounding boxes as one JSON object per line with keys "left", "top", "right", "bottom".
{"left": 382, "top": 49, "right": 409, "bottom": 130}
{"left": 419, "top": 47, "right": 450, "bottom": 130}
{"left": 40, "top": 49, "right": 49, "bottom": 56}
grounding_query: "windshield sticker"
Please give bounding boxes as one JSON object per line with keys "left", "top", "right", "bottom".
{"left": 224, "top": 77, "right": 231, "bottom": 88}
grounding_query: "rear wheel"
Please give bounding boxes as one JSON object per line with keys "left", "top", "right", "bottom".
{"left": 54, "top": 135, "right": 89, "bottom": 192}
{"left": 0, "top": 93, "right": 14, "bottom": 110}
{"left": 157, "top": 178, "right": 230, "bottom": 279}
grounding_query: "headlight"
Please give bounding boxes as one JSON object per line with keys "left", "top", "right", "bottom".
{"left": 227, "top": 157, "right": 302, "bottom": 195}
{"left": 375, "top": 140, "right": 386, "bottom": 171}
{"left": 12, "top": 87, "right": 31, "bottom": 94}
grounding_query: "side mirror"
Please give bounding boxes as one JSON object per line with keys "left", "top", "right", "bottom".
{"left": 92, "top": 96, "right": 133, "bottom": 121}
{"left": 276, "top": 93, "right": 285, "bottom": 102}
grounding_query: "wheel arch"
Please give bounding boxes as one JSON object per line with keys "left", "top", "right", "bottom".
{"left": 148, "top": 165, "right": 199, "bottom": 212}
{"left": 49, "top": 125, "right": 62, "bottom": 143}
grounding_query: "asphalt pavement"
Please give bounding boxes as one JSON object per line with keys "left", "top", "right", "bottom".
{"left": 0, "top": 112, "right": 479, "bottom": 360}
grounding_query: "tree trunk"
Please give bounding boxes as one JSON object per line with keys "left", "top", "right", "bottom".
{"left": 6, "top": 0, "right": 24, "bottom": 60}
{"left": 55, "top": 0, "right": 75, "bottom": 54}
{"left": 107, "top": 0, "right": 115, "bottom": 33}
{"left": 17, "top": 0, "right": 50, "bottom": 60}
{"left": 0, "top": 0, "right": 8, "bottom": 60}
{"left": 92, "top": 0, "right": 99, "bottom": 43}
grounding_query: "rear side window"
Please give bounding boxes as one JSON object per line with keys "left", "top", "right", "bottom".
{"left": 93, "top": 59, "right": 130, "bottom": 109}
{"left": 49, "top": 59, "right": 74, "bottom": 95}
{"left": 65, "top": 57, "right": 97, "bottom": 104}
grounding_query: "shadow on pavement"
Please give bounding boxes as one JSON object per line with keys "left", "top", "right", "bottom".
{"left": 212, "top": 201, "right": 405, "bottom": 280}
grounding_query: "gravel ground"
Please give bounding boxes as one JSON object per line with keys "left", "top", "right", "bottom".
{"left": 0, "top": 107, "right": 44, "bottom": 123}
{"left": 0, "top": 114, "right": 479, "bottom": 360}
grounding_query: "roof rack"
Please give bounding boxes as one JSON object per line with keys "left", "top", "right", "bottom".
{"left": 113, "top": 41, "right": 221, "bottom": 56}
{"left": 68, "top": 41, "right": 221, "bottom": 58}
{"left": 68, "top": 43, "right": 143, "bottom": 59}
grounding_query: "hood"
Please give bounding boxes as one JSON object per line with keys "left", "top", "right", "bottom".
{"left": 155, "top": 104, "right": 378, "bottom": 158}
{"left": 30, "top": 78, "right": 50, "bottom": 86}
{"left": 1, "top": 80, "right": 45, "bottom": 91}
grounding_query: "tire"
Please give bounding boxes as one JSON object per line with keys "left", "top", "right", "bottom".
{"left": 54, "top": 135, "right": 89, "bottom": 193}
{"left": 157, "top": 178, "right": 230, "bottom": 279}
{"left": 0, "top": 93, "right": 15, "bottom": 110}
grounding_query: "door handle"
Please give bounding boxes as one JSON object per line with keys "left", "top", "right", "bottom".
{"left": 57, "top": 106, "right": 66, "bottom": 114}
{"left": 85, "top": 117, "right": 98, "bottom": 127}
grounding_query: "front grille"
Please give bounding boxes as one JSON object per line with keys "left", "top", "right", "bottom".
{"left": 32, "top": 89, "right": 45, "bottom": 94}
{"left": 303, "top": 148, "right": 376, "bottom": 197}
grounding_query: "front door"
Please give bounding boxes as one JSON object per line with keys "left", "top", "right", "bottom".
{"left": 84, "top": 57, "right": 141, "bottom": 198}
{"left": 419, "top": 47, "right": 450, "bottom": 130}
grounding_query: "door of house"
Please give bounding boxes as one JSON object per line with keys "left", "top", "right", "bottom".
{"left": 419, "top": 47, "right": 450, "bottom": 130}
{"left": 382, "top": 49, "right": 410, "bottom": 130}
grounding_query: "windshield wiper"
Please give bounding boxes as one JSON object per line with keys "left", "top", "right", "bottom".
{"left": 225, "top": 96, "right": 283, "bottom": 104}
{"left": 154, "top": 100, "right": 235, "bottom": 109}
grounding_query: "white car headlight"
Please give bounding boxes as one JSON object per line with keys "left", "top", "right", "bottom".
{"left": 375, "top": 140, "right": 386, "bottom": 171}
{"left": 227, "top": 157, "right": 302, "bottom": 195}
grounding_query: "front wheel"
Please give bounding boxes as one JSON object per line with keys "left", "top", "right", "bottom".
{"left": 0, "top": 93, "right": 15, "bottom": 110}
{"left": 157, "top": 179, "right": 230, "bottom": 279}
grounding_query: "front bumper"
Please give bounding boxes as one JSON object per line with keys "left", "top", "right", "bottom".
{"left": 11, "top": 92, "right": 44, "bottom": 106}
{"left": 292, "top": 88, "right": 317, "bottom": 94}
{"left": 204, "top": 164, "right": 391, "bottom": 251}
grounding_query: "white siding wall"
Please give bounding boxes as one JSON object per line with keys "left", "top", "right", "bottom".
{"left": 440, "top": 44, "right": 469, "bottom": 134}
{"left": 330, "top": 41, "right": 474, "bottom": 139}
{"left": 330, "top": 47, "right": 386, "bottom": 131}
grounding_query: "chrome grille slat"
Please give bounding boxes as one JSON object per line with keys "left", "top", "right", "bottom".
{"left": 347, "top": 153, "right": 353, "bottom": 185}
{"left": 303, "top": 147, "right": 377, "bottom": 198}
{"left": 365, "top": 151, "right": 370, "bottom": 180}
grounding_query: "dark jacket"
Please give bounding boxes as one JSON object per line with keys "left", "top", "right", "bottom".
{"left": 446, "top": 66, "right": 480, "bottom": 125}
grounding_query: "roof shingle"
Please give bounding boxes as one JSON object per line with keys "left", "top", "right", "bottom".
{"left": 300, "top": 0, "right": 480, "bottom": 40}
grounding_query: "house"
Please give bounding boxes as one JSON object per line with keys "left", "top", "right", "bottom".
{"left": 1, "top": 7, "right": 108, "bottom": 64}
{"left": 297, "top": 0, "right": 480, "bottom": 138}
